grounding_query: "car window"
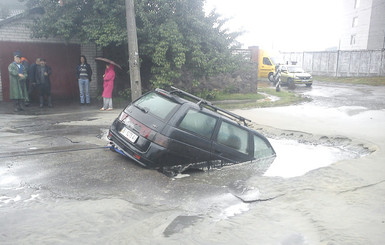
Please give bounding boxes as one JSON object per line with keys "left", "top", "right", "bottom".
{"left": 287, "top": 66, "right": 304, "bottom": 73}
{"left": 263, "top": 57, "right": 272, "bottom": 66}
{"left": 178, "top": 109, "right": 217, "bottom": 138}
{"left": 253, "top": 135, "right": 275, "bottom": 158}
{"left": 217, "top": 121, "right": 248, "bottom": 154}
{"left": 133, "top": 92, "right": 179, "bottom": 120}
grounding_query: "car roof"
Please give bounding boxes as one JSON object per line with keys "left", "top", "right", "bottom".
{"left": 156, "top": 87, "right": 252, "bottom": 127}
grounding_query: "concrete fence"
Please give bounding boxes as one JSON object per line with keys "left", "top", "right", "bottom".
{"left": 280, "top": 49, "right": 385, "bottom": 77}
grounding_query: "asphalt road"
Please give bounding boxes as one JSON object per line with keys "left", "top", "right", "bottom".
{"left": 1, "top": 80, "right": 384, "bottom": 244}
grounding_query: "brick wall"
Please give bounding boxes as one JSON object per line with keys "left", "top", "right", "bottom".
{"left": 0, "top": 18, "right": 68, "bottom": 44}
{"left": 0, "top": 16, "right": 100, "bottom": 101}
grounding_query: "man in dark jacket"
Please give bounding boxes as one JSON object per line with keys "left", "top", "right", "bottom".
{"left": 27, "top": 58, "right": 40, "bottom": 105}
{"left": 76, "top": 55, "right": 92, "bottom": 105}
{"left": 35, "top": 58, "right": 52, "bottom": 108}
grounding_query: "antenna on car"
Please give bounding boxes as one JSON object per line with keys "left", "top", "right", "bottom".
{"left": 170, "top": 86, "right": 251, "bottom": 126}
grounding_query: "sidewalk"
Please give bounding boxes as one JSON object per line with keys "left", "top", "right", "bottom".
{"left": 0, "top": 99, "right": 122, "bottom": 116}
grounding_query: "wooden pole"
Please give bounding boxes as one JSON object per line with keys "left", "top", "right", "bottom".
{"left": 125, "top": 0, "right": 142, "bottom": 101}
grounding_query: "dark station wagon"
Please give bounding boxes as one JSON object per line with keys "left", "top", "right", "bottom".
{"left": 108, "top": 87, "right": 276, "bottom": 176}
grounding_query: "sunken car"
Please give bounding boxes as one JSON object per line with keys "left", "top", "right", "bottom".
{"left": 108, "top": 87, "right": 276, "bottom": 176}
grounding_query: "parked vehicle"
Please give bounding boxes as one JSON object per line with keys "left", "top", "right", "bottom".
{"left": 108, "top": 87, "right": 276, "bottom": 176}
{"left": 278, "top": 65, "right": 313, "bottom": 89}
{"left": 248, "top": 46, "right": 277, "bottom": 81}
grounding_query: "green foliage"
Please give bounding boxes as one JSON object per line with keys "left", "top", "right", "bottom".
{"left": 213, "top": 88, "right": 306, "bottom": 110}
{"left": 196, "top": 88, "right": 219, "bottom": 100}
{"left": 314, "top": 76, "right": 385, "bottom": 86}
{"left": 118, "top": 87, "right": 132, "bottom": 101}
{"left": 22, "top": 0, "right": 243, "bottom": 88}
{"left": 23, "top": 0, "right": 127, "bottom": 46}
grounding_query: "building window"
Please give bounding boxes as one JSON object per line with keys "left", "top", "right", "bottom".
{"left": 350, "top": 35, "right": 356, "bottom": 45}
{"left": 354, "top": 0, "right": 360, "bottom": 8}
{"left": 352, "top": 17, "right": 358, "bottom": 27}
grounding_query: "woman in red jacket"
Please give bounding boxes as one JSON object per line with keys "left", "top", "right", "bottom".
{"left": 100, "top": 64, "right": 115, "bottom": 111}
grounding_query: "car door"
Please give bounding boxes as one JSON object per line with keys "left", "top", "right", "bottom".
{"left": 260, "top": 56, "right": 275, "bottom": 78}
{"left": 166, "top": 108, "right": 218, "bottom": 166}
{"left": 211, "top": 120, "right": 252, "bottom": 164}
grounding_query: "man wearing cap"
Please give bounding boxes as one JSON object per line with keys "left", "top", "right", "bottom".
{"left": 35, "top": 58, "right": 53, "bottom": 108}
{"left": 8, "top": 51, "right": 28, "bottom": 112}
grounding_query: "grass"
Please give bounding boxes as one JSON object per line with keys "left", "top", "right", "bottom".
{"left": 214, "top": 75, "right": 385, "bottom": 109}
{"left": 212, "top": 81, "right": 308, "bottom": 109}
{"left": 111, "top": 75, "right": 385, "bottom": 110}
{"left": 314, "top": 75, "right": 385, "bottom": 86}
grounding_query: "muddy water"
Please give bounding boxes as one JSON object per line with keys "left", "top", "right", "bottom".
{"left": 265, "top": 138, "right": 363, "bottom": 178}
{"left": 1, "top": 81, "right": 381, "bottom": 244}
{"left": 0, "top": 136, "right": 369, "bottom": 245}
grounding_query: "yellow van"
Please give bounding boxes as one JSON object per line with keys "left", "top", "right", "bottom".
{"left": 248, "top": 46, "right": 277, "bottom": 81}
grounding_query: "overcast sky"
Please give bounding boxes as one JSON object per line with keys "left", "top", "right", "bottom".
{"left": 204, "top": 0, "right": 343, "bottom": 52}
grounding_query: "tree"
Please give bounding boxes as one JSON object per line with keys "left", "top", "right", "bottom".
{"left": 23, "top": 0, "right": 127, "bottom": 46}
{"left": 22, "top": 0, "right": 243, "bottom": 89}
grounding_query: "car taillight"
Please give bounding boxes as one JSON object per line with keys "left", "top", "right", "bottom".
{"left": 134, "top": 154, "right": 141, "bottom": 160}
{"left": 153, "top": 133, "right": 170, "bottom": 148}
{"left": 119, "top": 112, "right": 129, "bottom": 121}
{"left": 139, "top": 126, "right": 152, "bottom": 138}
{"left": 122, "top": 115, "right": 154, "bottom": 139}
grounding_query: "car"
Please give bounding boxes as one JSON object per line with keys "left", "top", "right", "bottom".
{"left": 279, "top": 65, "right": 313, "bottom": 89}
{"left": 107, "top": 86, "right": 276, "bottom": 176}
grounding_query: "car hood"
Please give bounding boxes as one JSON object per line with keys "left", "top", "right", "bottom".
{"left": 292, "top": 72, "right": 311, "bottom": 77}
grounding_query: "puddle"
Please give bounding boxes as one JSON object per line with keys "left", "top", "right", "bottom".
{"left": 258, "top": 92, "right": 280, "bottom": 102}
{"left": 264, "top": 138, "right": 363, "bottom": 178}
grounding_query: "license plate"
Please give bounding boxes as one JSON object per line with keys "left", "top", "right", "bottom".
{"left": 120, "top": 127, "right": 138, "bottom": 143}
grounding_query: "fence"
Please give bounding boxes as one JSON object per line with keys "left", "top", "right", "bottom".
{"left": 280, "top": 49, "right": 385, "bottom": 77}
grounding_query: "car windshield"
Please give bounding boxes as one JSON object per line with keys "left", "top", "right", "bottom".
{"left": 133, "top": 92, "right": 179, "bottom": 120}
{"left": 287, "top": 66, "right": 305, "bottom": 73}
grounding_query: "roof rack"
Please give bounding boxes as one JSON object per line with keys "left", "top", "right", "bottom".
{"left": 170, "top": 86, "right": 251, "bottom": 126}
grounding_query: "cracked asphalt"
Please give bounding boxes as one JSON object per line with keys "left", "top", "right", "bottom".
{"left": 1, "top": 80, "right": 385, "bottom": 244}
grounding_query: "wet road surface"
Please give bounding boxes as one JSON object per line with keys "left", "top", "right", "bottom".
{"left": 1, "top": 81, "right": 384, "bottom": 244}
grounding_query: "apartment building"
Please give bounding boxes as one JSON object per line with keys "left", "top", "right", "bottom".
{"left": 340, "top": 0, "right": 385, "bottom": 50}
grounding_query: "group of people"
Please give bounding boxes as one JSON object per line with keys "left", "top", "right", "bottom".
{"left": 9, "top": 52, "right": 115, "bottom": 112}
{"left": 8, "top": 51, "right": 52, "bottom": 112}
{"left": 75, "top": 55, "right": 115, "bottom": 111}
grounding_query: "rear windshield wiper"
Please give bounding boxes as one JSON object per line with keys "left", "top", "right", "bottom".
{"left": 134, "top": 104, "right": 148, "bottom": 113}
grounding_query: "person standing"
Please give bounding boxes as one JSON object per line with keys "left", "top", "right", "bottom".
{"left": 76, "top": 55, "right": 92, "bottom": 105}
{"left": 100, "top": 63, "right": 115, "bottom": 111}
{"left": 27, "top": 58, "right": 41, "bottom": 105}
{"left": 20, "top": 56, "right": 31, "bottom": 106}
{"left": 35, "top": 58, "right": 52, "bottom": 108}
{"left": 8, "top": 51, "right": 28, "bottom": 112}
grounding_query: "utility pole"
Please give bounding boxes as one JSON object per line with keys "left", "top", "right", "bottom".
{"left": 125, "top": 0, "right": 142, "bottom": 101}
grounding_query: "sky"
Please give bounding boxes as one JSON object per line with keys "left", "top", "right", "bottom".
{"left": 204, "top": 0, "right": 343, "bottom": 52}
